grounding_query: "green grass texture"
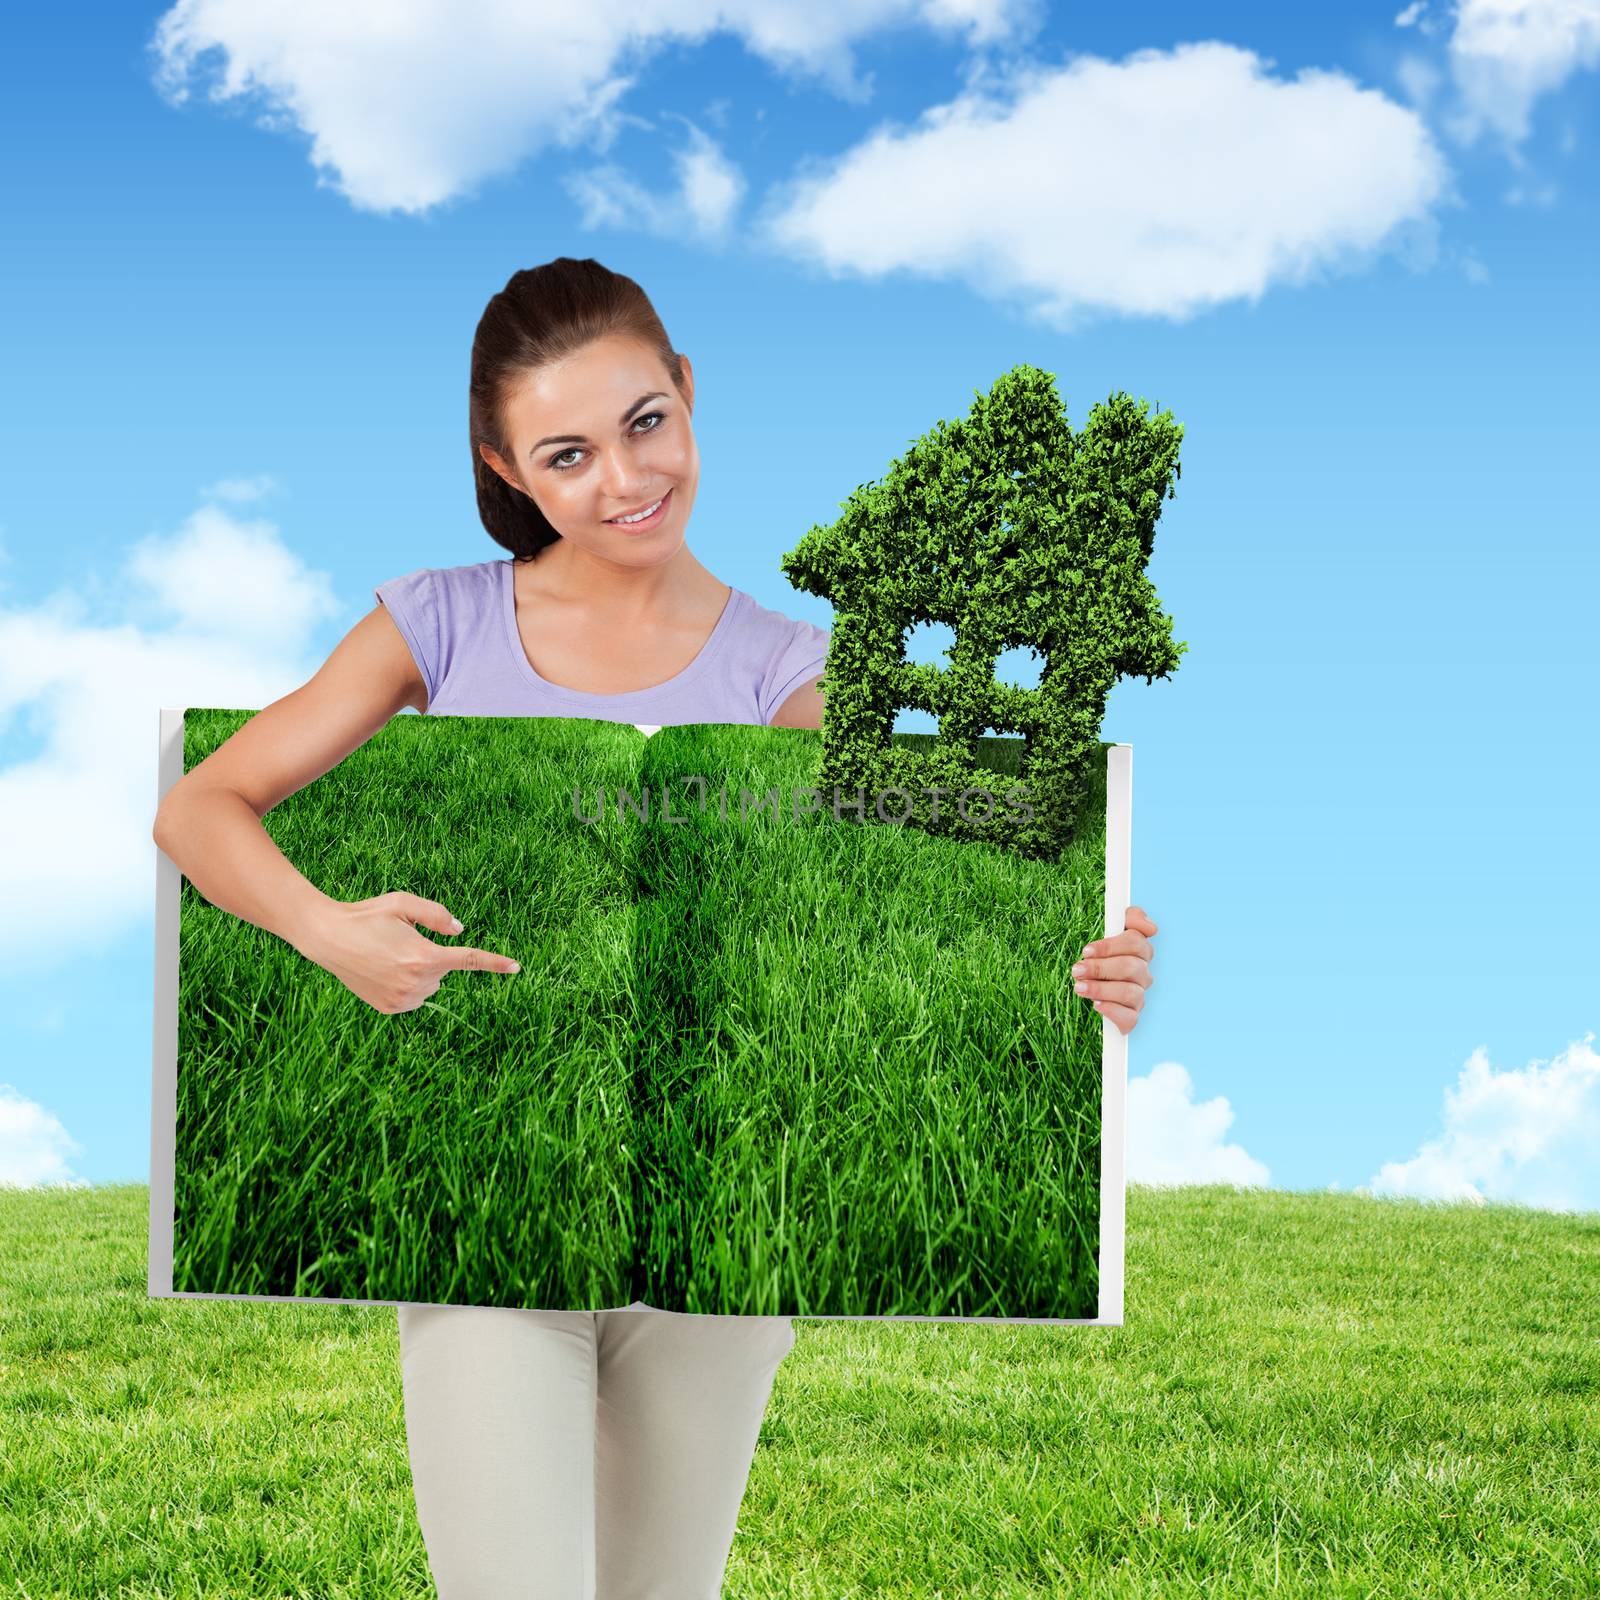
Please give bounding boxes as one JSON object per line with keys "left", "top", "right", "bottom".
{"left": 171, "top": 712, "right": 1109, "bottom": 1317}
{"left": 3, "top": 1183, "right": 1595, "bottom": 1597}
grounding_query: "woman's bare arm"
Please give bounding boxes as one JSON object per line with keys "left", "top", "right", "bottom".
{"left": 152, "top": 605, "right": 422, "bottom": 947}
{"left": 770, "top": 674, "right": 825, "bottom": 730}
{"left": 152, "top": 606, "right": 519, "bottom": 1011}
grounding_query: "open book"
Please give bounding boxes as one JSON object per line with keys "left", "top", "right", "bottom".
{"left": 149, "top": 710, "right": 1130, "bottom": 1323}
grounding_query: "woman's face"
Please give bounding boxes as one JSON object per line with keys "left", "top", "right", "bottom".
{"left": 482, "top": 333, "right": 699, "bottom": 568}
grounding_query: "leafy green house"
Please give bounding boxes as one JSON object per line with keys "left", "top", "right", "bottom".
{"left": 781, "top": 364, "right": 1186, "bottom": 863}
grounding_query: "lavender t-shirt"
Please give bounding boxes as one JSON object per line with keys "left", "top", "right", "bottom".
{"left": 373, "top": 557, "right": 830, "bottom": 727}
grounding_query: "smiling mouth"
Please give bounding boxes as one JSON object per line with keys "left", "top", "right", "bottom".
{"left": 604, "top": 489, "right": 671, "bottom": 525}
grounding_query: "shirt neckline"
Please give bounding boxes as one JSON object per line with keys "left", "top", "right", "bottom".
{"left": 498, "top": 558, "right": 742, "bottom": 703}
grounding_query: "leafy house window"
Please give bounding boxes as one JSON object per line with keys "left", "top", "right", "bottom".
{"left": 781, "top": 364, "right": 1187, "bottom": 862}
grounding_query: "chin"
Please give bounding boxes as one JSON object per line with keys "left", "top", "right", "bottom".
{"left": 592, "top": 527, "right": 684, "bottom": 565}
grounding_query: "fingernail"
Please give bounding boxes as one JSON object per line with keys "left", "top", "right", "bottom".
{"left": 1071, "top": 962, "right": 1085, "bottom": 976}
{"left": 449, "top": 916, "right": 463, "bottom": 932}
{"left": 507, "top": 961, "right": 520, "bottom": 973}
{"left": 1081, "top": 944, "right": 1095, "bottom": 957}
{"left": 1074, "top": 981, "right": 1087, "bottom": 994}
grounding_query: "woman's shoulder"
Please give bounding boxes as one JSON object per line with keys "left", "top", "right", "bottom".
{"left": 372, "top": 558, "right": 505, "bottom": 629}
{"left": 375, "top": 556, "right": 504, "bottom": 596}
{"left": 372, "top": 559, "right": 509, "bottom": 709}
{"left": 732, "top": 586, "right": 831, "bottom": 650}
{"left": 725, "top": 587, "right": 832, "bottom": 724}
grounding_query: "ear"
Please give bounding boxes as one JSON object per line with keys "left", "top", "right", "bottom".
{"left": 478, "top": 441, "right": 523, "bottom": 496}
{"left": 678, "top": 353, "right": 695, "bottom": 413}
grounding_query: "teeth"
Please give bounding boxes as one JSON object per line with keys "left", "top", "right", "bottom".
{"left": 609, "top": 495, "right": 664, "bottom": 524}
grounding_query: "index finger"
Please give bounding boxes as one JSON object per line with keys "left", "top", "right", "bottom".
{"left": 435, "top": 944, "right": 521, "bottom": 976}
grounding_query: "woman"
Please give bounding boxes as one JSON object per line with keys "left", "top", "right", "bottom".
{"left": 150, "top": 257, "right": 1158, "bottom": 1597}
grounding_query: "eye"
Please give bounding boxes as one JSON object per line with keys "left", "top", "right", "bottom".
{"left": 548, "top": 411, "right": 667, "bottom": 472}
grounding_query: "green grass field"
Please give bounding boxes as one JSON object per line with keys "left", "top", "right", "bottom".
{"left": 3, "top": 1183, "right": 1595, "bottom": 1596}
{"left": 172, "top": 711, "right": 1107, "bottom": 1317}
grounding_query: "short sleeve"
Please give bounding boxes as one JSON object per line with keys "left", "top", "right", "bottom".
{"left": 373, "top": 567, "right": 440, "bottom": 710}
{"left": 758, "top": 615, "right": 831, "bottom": 724}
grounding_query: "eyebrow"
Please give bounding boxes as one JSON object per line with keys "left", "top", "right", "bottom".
{"left": 530, "top": 393, "right": 668, "bottom": 456}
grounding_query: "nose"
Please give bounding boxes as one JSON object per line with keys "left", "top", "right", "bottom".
{"left": 597, "top": 446, "right": 653, "bottom": 501}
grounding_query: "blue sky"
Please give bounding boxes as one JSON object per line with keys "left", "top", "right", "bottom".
{"left": 1, "top": 1, "right": 1595, "bottom": 1212}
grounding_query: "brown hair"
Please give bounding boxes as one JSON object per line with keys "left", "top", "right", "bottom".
{"left": 469, "top": 258, "right": 689, "bottom": 563}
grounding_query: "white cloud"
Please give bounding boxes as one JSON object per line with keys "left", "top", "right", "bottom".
{"left": 199, "top": 472, "right": 282, "bottom": 503}
{"left": 565, "top": 118, "right": 747, "bottom": 242}
{"left": 1126, "top": 1060, "right": 1272, "bottom": 1189}
{"left": 1503, "top": 175, "right": 1561, "bottom": 202}
{"left": 757, "top": 42, "right": 1452, "bottom": 332}
{"left": 0, "top": 504, "right": 343, "bottom": 971}
{"left": 1443, "top": 0, "right": 1600, "bottom": 147}
{"left": 0, "top": 1085, "right": 88, "bottom": 1189}
{"left": 146, "top": 0, "right": 1039, "bottom": 216}
{"left": 1366, "top": 1033, "right": 1600, "bottom": 1214}
{"left": 1395, "top": 1, "right": 1446, "bottom": 36}
{"left": 1396, "top": 49, "right": 1446, "bottom": 110}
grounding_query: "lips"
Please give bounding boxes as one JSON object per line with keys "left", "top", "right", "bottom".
{"left": 603, "top": 487, "right": 672, "bottom": 529}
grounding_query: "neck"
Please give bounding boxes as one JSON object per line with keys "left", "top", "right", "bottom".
{"left": 520, "top": 539, "right": 726, "bottom": 624}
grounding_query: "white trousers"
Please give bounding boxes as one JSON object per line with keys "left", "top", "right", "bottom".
{"left": 396, "top": 1300, "right": 797, "bottom": 1599}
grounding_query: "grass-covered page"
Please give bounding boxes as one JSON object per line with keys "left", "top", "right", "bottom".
{"left": 150, "top": 709, "right": 1130, "bottom": 1323}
